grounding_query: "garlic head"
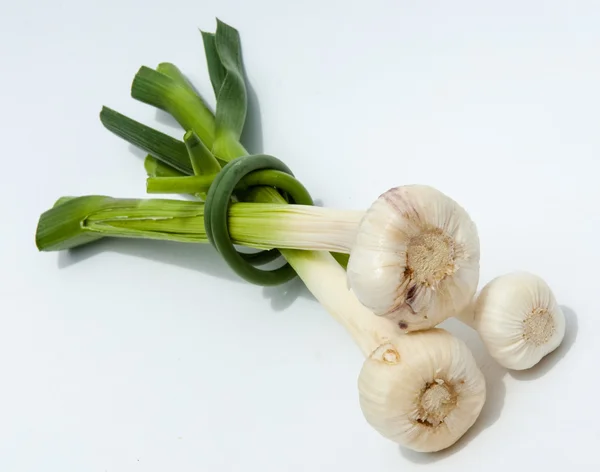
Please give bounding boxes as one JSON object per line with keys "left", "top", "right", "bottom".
{"left": 347, "top": 185, "right": 480, "bottom": 332}
{"left": 472, "top": 271, "right": 566, "bottom": 370}
{"left": 357, "top": 328, "right": 486, "bottom": 453}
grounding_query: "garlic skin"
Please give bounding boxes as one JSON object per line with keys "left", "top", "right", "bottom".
{"left": 466, "top": 272, "right": 566, "bottom": 370}
{"left": 347, "top": 185, "right": 480, "bottom": 332}
{"left": 358, "top": 328, "right": 486, "bottom": 453}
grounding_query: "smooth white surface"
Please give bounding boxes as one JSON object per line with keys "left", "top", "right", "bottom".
{"left": 2, "top": 1, "right": 598, "bottom": 470}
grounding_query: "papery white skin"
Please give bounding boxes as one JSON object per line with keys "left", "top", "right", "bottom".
{"left": 459, "top": 272, "right": 566, "bottom": 370}
{"left": 358, "top": 329, "right": 486, "bottom": 453}
{"left": 288, "top": 250, "right": 486, "bottom": 453}
{"left": 347, "top": 185, "right": 480, "bottom": 332}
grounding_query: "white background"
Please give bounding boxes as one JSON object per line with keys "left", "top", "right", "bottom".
{"left": 2, "top": 0, "right": 598, "bottom": 470}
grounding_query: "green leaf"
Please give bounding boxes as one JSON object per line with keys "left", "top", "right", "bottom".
{"left": 184, "top": 130, "right": 222, "bottom": 176}
{"left": 100, "top": 106, "right": 194, "bottom": 175}
{"left": 36, "top": 195, "right": 208, "bottom": 251}
{"left": 211, "top": 19, "right": 248, "bottom": 159}
{"left": 156, "top": 62, "right": 200, "bottom": 98}
{"left": 144, "top": 156, "right": 185, "bottom": 177}
{"left": 53, "top": 196, "right": 78, "bottom": 207}
{"left": 36, "top": 196, "right": 129, "bottom": 251}
{"left": 201, "top": 31, "right": 226, "bottom": 97}
{"left": 131, "top": 66, "right": 217, "bottom": 148}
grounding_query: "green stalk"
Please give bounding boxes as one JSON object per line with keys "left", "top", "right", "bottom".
{"left": 228, "top": 203, "right": 362, "bottom": 253}
{"left": 246, "top": 188, "right": 346, "bottom": 276}
{"left": 146, "top": 175, "right": 215, "bottom": 194}
{"left": 129, "top": 23, "right": 347, "bottom": 276}
{"left": 91, "top": 21, "right": 351, "bottom": 271}
{"left": 204, "top": 21, "right": 354, "bottom": 274}
{"left": 35, "top": 195, "right": 361, "bottom": 261}
{"left": 35, "top": 196, "right": 208, "bottom": 251}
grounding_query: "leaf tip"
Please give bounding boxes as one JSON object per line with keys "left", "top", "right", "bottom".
{"left": 215, "top": 17, "right": 239, "bottom": 36}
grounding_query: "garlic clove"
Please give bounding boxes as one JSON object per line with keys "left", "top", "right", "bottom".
{"left": 358, "top": 328, "right": 486, "bottom": 453}
{"left": 471, "top": 271, "right": 566, "bottom": 370}
{"left": 347, "top": 185, "right": 480, "bottom": 333}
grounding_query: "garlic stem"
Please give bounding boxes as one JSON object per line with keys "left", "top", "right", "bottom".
{"left": 228, "top": 204, "right": 364, "bottom": 253}
{"left": 280, "top": 248, "right": 486, "bottom": 453}
{"left": 34, "top": 197, "right": 363, "bottom": 254}
{"left": 281, "top": 249, "right": 397, "bottom": 355}
{"left": 456, "top": 300, "right": 477, "bottom": 327}
{"left": 102, "top": 100, "right": 483, "bottom": 334}
{"left": 234, "top": 184, "right": 481, "bottom": 333}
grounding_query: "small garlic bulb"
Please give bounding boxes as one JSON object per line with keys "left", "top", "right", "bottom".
{"left": 358, "top": 329, "right": 486, "bottom": 453}
{"left": 347, "top": 185, "right": 480, "bottom": 332}
{"left": 467, "top": 272, "right": 566, "bottom": 370}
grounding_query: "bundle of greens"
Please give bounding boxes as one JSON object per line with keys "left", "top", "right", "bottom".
{"left": 35, "top": 19, "right": 565, "bottom": 453}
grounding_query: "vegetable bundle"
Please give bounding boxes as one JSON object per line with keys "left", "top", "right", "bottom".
{"left": 35, "top": 19, "right": 566, "bottom": 453}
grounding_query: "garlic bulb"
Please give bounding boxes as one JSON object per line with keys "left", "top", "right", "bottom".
{"left": 461, "top": 272, "right": 566, "bottom": 370}
{"left": 287, "top": 250, "right": 486, "bottom": 452}
{"left": 347, "top": 185, "right": 480, "bottom": 332}
{"left": 358, "top": 329, "right": 486, "bottom": 452}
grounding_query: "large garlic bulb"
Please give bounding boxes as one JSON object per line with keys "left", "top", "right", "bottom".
{"left": 358, "top": 328, "right": 486, "bottom": 452}
{"left": 347, "top": 185, "right": 480, "bottom": 332}
{"left": 467, "top": 271, "right": 566, "bottom": 370}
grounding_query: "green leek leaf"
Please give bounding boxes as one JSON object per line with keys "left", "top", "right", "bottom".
{"left": 201, "top": 31, "right": 226, "bottom": 96}
{"left": 144, "top": 156, "right": 186, "bottom": 177}
{"left": 211, "top": 19, "right": 248, "bottom": 160}
{"left": 36, "top": 196, "right": 208, "bottom": 251}
{"left": 184, "top": 130, "right": 222, "bottom": 176}
{"left": 131, "top": 66, "right": 216, "bottom": 149}
{"left": 100, "top": 106, "right": 194, "bottom": 175}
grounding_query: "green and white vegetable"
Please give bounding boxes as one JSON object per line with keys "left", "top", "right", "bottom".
{"left": 34, "top": 18, "right": 566, "bottom": 455}
{"left": 39, "top": 182, "right": 481, "bottom": 332}
{"left": 36, "top": 197, "right": 488, "bottom": 453}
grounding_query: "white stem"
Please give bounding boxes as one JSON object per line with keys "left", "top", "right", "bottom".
{"left": 280, "top": 248, "right": 399, "bottom": 356}
{"left": 228, "top": 203, "right": 365, "bottom": 253}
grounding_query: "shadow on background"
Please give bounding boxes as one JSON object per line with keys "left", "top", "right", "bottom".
{"left": 154, "top": 108, "right": 183, "bottom": 131}
{"left": 57, "top": 238, "right": 244, "bottom": 285}
{"left": 262, "top": 277, "right": 312, "bottom": 311}
{"left": 240, "top": 80, "right": 263, "bottom": 155}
